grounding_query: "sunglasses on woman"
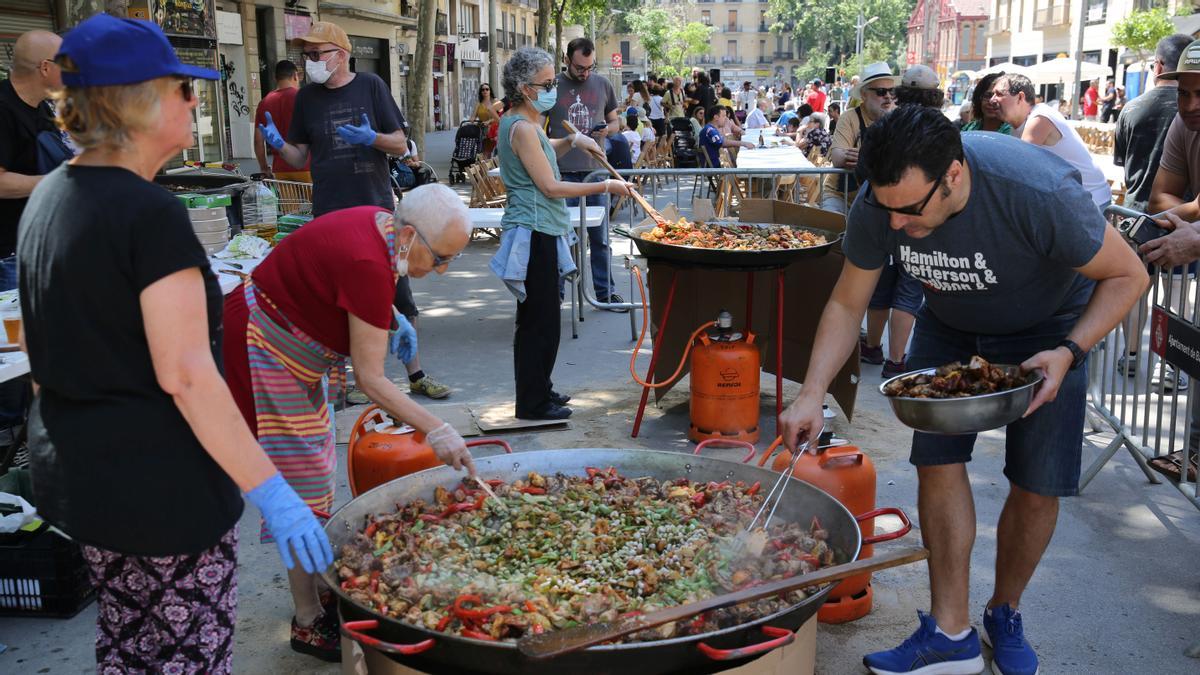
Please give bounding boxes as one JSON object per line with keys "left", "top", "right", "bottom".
{"left": 527, "top": 80, "right": 556, "bottom": 93}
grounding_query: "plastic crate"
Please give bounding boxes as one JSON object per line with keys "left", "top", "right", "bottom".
{"left": 0, "top": 469, "right": 95, "bottom": 617}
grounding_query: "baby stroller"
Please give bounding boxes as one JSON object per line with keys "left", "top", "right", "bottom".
{"left": 448, "top": 121, "right": 485, "bottom": 184}
{"left": 669, "top": 117, "right": 698, "bottom": 168}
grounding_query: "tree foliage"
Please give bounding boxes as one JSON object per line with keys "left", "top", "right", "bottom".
{"left": 1111, "top": 9, "right": 1177, "bottom": 62}
{"left": 769, "top": 0, "right": 914, "bottom": 74}
{"left": 626, "top": 6, "right": 715, "bottom": 75}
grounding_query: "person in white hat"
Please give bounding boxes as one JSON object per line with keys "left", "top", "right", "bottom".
{"left": 820, "top": 62, "right": 896, "bottom": 215}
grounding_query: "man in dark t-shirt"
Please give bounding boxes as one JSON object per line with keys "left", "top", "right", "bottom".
{"left": 0, "top": 29, "right": 63, "bottom": 287}
{"left": 257, "top": 22, "right": 407, "bottom": 217}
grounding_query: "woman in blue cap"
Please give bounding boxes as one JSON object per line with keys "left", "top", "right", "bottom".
{"left": 16, "top": 15, "right": 331, "bottom": 673}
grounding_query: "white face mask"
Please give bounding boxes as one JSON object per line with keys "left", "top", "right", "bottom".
{"left": 305, "top": 55, "right": 335, "bottom": 85}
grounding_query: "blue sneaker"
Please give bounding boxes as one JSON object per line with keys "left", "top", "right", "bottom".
{"left": 864, "top": 611, "right": 985, "bottom": 675}
{"left": 981, "top": 605, "right": 1039, "bottom": 675}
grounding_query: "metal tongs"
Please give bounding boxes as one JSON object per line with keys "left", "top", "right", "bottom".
{"left": 728, "top": 426, "right": 824, "bottom": 557}
{"left": 474, "top": 476, "right": 508, "bottom": 511}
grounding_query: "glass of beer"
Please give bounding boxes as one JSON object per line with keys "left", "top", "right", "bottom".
{"left": 1, "top": 306, "right": 20, "bottom": 345}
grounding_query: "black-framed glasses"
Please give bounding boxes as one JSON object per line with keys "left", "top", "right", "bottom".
{"left": 864, "top": 172, "right": 945, "bottom": 216}
{"left": 409, "top": 221, "right": 462, "bottom": 267}
{"left": 569, "top": 63, "right": 598, "bottom": 74}
{"left": 865, "top": 87, "right": 896, "bottom": 98}
{"left": 302, "top": 48, "right": 339, "bottom": 61}
{"left": 527, "top": 80, "right": 556, "bottom": 93}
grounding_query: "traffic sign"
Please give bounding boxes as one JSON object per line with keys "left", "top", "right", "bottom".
{"left": 612, "top": 53, "right": 623, "bottom": 68}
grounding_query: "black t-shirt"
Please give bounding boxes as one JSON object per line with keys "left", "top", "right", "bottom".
{"left": 1113, "top": 85, "right": 1179, "bottom": 212}
{"left": 0, "top": 80, "right": 56, "bottom": 257}
{"left": 17, "top": 165, "right": 242, "bottom": 556}
{"left": 288, "top": 73, "right": 405, "bottom": 216}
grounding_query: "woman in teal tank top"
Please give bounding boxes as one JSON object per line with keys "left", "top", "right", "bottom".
{"left": 491, "top": 47, "right": 633, "bottom": 421}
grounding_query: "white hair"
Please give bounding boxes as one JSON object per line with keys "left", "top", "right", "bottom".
{"left": 395, "top": 184, "right": 470, "bottom": 237}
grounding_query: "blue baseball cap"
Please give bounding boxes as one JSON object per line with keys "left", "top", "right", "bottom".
{"left": 57, "top": 14, "right": 219, "bottom": 87}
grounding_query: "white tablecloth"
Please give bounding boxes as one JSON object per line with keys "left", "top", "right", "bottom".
{"left": 0, "top": 351, "right": 29, "bottom": 384}
{"left": 735, "top": 146, "right": 815, "bottom": 172}
{"left": 469, "top": 206, "right": 606, "bottom": 230}
{"left": 212, "top": 256, "right": 267, "bottom": 296}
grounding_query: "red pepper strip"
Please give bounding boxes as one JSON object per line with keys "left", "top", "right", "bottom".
{"left": 435, "top": 614, "right": 452, "bottom": 632}
{"left": 691, "top": 492, "right": 707, "bottom": 508}
{"left": 340, "top": 580, "right": 357, "bottom": 590}
{"left": 461, "top": 629, "right": 496, "bottom": 641}
{"left": 485, "top": 479, "right": 505, "bottom": 487}
{"left": 418, "top": 513, "right": 442, "bottom": 522}
{"left": 618, "top": 610, "right": 643, "bottom": 619}
{"left": 674, "top": 477, "right": 690, "bottom": 486}
{"left": 377, "top": 602, "right": 387, "bottom": 614}
{"left": 746, "top": 481, "right": 761, "bottom": 496}
{"left": 707, "top": 481, "right": 731, "bottom": 491}
{"left": 518, "top": 486, "right": 546, "bottom": 495}
{"left": 770, "top": 539, "right": 787, "bottom": 551}
{"left": 369, "top": 570, "right": 381, "bottom": 594}
{"left": 689, "top": 612, "right": 707, "bottom": 632}
{"left": 585, "top": 467, "right": 601, "bottom": 479}
{"left": 452, "top": 595, "right": 512, "bottom": 621}
{"left": 439, "top": 502, "right": 478, "bottom": 518}
{"left": 532, "top": 624, "right": 545, "bottom": 635}
{"left": 525, "top": 600, "right": 538, "bottom": 613}
{"left": 364, "top": 522, "right": 378, "bottom": 538}
{"left": 799, "top": 553, "right": 820, "bottom": 566}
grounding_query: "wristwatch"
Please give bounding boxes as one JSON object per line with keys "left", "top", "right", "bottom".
{"left": 1056, "top": 339, "right": 1086, "bottom": 370}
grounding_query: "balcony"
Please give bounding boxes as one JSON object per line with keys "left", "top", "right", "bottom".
{"left": 774, "top": 50, "right": 793, "bottom": 60}
{"left": 697, "top": 56, "right": 716, "bottom": 64}
{"left": 757, "top": 56, "right": 771, "bottom": 64}
{"left": 722, "top": 56, "right": 740, "bottom": 64}
{"left": 1033, "top": 3, "right": 1069, "bottom": 29}
{"left": 758, "top": 23, "right": 768, "bottom": 32}
{"left": 723, "top": 24, "right": 742, "bottom": 32}
{"left": 988, "top": 16, "right": 1009, "bottom": 34}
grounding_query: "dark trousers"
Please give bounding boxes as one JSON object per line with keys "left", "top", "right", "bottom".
{"left": 514, "top": 231, "right": 561, "bottom": 415}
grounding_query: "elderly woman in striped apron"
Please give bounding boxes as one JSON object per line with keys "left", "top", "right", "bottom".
{"left": 223, "top": 183, "right": 476, "bottom": 661}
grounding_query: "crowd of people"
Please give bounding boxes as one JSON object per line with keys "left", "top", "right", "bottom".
{"left": 4, "top": 9, "right": 1200, "bottom": 675}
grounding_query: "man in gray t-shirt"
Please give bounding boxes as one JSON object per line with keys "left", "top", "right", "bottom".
{"left": 778, "top": 107, "right": 1148, "bottom": 675}
{"left": 543, "top": 37, "right": 624, "bottom": 307}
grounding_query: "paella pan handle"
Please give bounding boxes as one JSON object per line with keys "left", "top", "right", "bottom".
{"left": 696, "top": 625, "right": 794, "bottom": 661}
{"left": 857, "top": 507, "right": 913, "bottom": 546}
{"left": 310, "top": 509, "right": 331, "bottom": 520}
{"left": 341, "top": 619, "right": 436, "bottom": 656}
{"left": 465, "top": 438, "right": 514, "bottom": 454}
{"left": 693, "top": 438, "right": 757, "bottom": 463}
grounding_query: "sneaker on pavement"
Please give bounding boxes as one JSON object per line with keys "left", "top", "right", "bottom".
{"left": 860, "top": 337, "right": 884, "bottom": 365}
{"left": 599, "top": 293, "right": 630, "bottom": 313}
{"left": 882, "top": 358, "right": 908, "bottom": 380}
{"left": 863, "top": 611, "right": 984, "bottom": 675}
{"left": 1115, "top": 354, "right": 1137, "bottom": 378}
{"left": 1151, "top": 363, "right": 1189, "bottom": 392}
{"left": 410, "top": 375, "right": 451, "bottom": 399}
{"left": 981, "top": 604, "right": 1039, "bottom": 675}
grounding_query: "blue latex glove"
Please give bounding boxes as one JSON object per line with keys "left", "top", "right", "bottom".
{"left": 388, "top": 312, "right": 418, "bottom": 364}
{"left": 258, "top": 111, "right": 285, "bottom": 150}
{"left": 246, "top": 473, "right": 334, "bottom": 574}
{"left": 336, "top": 113, "right": 378, "bottom": 147}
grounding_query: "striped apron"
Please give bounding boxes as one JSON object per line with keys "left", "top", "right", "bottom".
{"left": 243, "top": 211, "right": 402, "bottom": 542}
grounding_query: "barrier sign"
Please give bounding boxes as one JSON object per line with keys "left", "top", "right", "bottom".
{"left": 1150, "top": 306, "right": 1200, "bottom": 379}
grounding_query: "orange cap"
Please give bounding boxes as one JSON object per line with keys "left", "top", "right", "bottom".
{"left": 293, "top": 21, "right": 350, "bottom": 52}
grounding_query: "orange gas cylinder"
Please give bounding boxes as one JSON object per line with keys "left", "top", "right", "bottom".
{"left": 765, "top": 439, "right": 879, "bottom": 623}
{"left": 347, "top": 405, "right": 440, "bottom": 497}
{"left": 689, "top": 311, "right": 761, "bottom": 444}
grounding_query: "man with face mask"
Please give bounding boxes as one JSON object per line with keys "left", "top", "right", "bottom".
{"left": 543, "top": 37, "right": 627, "bottom": 310}
{"left": 259, "top": 22, "right": 451, "bottom": 400}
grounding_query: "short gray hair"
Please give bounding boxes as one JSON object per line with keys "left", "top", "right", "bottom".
{"left": 502, "top": 47, "right": 553, "bottom": 103}
{"left": 808, "top": 112, "right": 828, "bottom": 129}
{"left": 396, "top": 184, "right": 470, "bottom": 238}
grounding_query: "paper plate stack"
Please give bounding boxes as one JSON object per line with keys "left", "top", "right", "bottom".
{"left": 177, "top": 193, "right": 232, "bottom": 255}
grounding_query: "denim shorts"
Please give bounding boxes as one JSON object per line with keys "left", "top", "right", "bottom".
{"left": 869, "top": 259, "right": 925, "bottom": 315}
{"left": 906, "top": 308, "right": 1087, "bottom": 497}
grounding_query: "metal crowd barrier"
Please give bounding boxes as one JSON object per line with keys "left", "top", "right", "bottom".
{"left": 568, "top": 166, "right": 852, "bottom": 340}
{"left": 1081, "top": 204, "right": 1199, "bottom": 512}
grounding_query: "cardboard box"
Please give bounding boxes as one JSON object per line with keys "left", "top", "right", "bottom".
{"left": 642, "top": 199, "right": 860, "bottom": 421}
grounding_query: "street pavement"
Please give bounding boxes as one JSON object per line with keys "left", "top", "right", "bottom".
{"left": 1, "top": 130, "right": 1197, "bottom": 674}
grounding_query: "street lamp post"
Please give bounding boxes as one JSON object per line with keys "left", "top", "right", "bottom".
{"left": 855, "top": 12, "right": 879, "bottom": 70}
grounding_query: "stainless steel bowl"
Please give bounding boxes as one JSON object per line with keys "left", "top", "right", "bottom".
{"left": 879, "top": 365, "right": 1044, "bottom": 435}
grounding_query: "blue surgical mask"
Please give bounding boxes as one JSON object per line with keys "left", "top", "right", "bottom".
{"left": 531, "top": 87, "right": 558, "bottom": 113}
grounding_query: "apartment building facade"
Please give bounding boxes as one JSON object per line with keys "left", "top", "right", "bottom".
{"left": 906, "top": 0, "right": 991, "bottom": 76}
{"left": 598, "top": 0, "right": 802, "bottom": 87}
